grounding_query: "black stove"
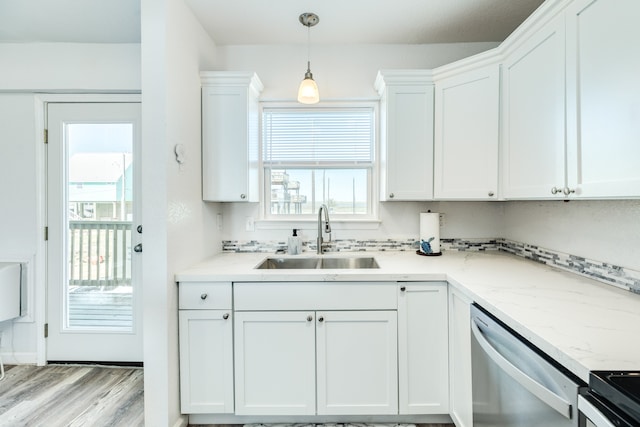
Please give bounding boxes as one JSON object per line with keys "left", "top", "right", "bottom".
{"left": 586, "top": 371, "right": 640, "bottom": 426}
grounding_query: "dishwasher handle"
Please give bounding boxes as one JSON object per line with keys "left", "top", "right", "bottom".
{"left": 471, "top": 317, "right": 572, "bottom": 419}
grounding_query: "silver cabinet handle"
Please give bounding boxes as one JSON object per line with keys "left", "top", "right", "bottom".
{"left": 223, "top": 313, "right": 229, "bottom": 320}
{"left": 200, "top": 293, "right": 208, "bottom": 300}
{"left": 488, "top": 191, "right": 495, "bottom": 197}
{"left": 563, "top": 187, "right": 575, "bottom": 196}
{"left": 400, "top": 286, "right": 406, "bottom": 292}
{"left": 240, "top": 193, "right": 247, "bottom": 199}
{"left": 318, "top": 316, "right": 324, "bottom": 322}
{"left": 470, "top": 318, "right": 572, "bottom": 419}
{"left": 307, "top": 315, "right": 313, "bottom": 322}
{"left": 389, "top": 193, "right": 395, "bottom": 199}
{"left": 551, "top": 186, "right": 563, "bottom": 195}
{"left": 136, "top": 225, "right": 143, "bottom": 234}
{"left": 133, "top": 243, "right": 142, "bottom": 253}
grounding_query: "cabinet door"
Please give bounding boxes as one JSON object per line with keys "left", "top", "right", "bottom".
{"left": 448, "top": 287, "right": 473, "bottom": 427}
{"left": 234, "top": 311, "right": 316, "bottom": 415}
{"left": 398, "top": 282, "right": 449, "bottom": 414}
{"left": 502, "top": 14, "right": 566, "bottom": 199}
{"left": 434, "top": 65, "right": 500, "bottom": 200}
{"left": 566, "top": 0, "right": 640, "bottom": 198}
{"left": 179, "top": 310, "right": 234, "bottom": 414}
{"left": 382, "top": 84, "right": 434, "bottom": 201}
{"left": 316, "top": 310, "right": 398, "bottom": 415}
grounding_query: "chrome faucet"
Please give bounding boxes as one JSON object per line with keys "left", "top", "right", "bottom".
{"left": 317, "top": 204, "right": 332, "bottom": 254}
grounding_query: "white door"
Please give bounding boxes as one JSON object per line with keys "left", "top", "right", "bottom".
{"left": 234, "top": 311, "right": 316, "bottom": 415}
{"left": 316, "top": 310, "right": 398, "bottom": 415}
{"left": 46, "top": 102, "right": 142, "bottom": 362}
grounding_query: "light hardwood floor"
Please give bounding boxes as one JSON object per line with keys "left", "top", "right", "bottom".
{"left": 0, "top": 364, "right": 143, "bottom": 427}
{"left": 0, "top": 365, "right": 453, "bottom": 427}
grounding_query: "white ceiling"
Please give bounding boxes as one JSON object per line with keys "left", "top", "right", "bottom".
{"left": 0, "top": 0, "right": 545, "bottom": 45}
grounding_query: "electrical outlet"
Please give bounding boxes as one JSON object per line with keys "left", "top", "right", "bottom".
{"left": 245, "top": 216, "right": 255, "bottom": 232}
{"left": 439, "top": 213, "right": 445, "bottom": 227}
{"left": 216, "top": 213, "right": 223, "bottom": 230}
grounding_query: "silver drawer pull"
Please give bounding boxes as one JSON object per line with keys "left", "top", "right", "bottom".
{"left": 200, "top": 293, "right": 208, "bottom": 300}
{"left": 223, "top": 313, "right": 229, "bottom": 320}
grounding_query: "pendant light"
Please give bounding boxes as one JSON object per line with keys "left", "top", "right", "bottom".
{"left": 297, "top": 13, "right": 320, "bottom": 104}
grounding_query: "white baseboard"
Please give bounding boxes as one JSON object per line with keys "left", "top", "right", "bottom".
{"left": 171, "top": 415, "right": 188, "bottom": 427}
{"left": 0, "top": 352, "right": 37, "bottom": 365}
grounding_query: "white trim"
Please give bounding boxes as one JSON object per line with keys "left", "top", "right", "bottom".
{"left": 37, "top": 93, "right": 141, "bottom": 103}
{"left": 34, "top": 96, "right": 47, "bottom": 366}
{"left": 255, "top": 219, "right": 382, "bottom": 231}
{"left": 0, "top": 352, "right": 38, "bottom": 365}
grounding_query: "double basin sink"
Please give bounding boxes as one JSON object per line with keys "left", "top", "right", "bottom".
{"left": 255, "top": 256, "right": 379, "bottom": 270}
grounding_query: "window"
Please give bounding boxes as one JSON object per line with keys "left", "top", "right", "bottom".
{"left": 262, "top": 105, "right": 376, "bottom": 219}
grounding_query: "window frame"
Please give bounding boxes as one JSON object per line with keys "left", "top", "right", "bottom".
{"left": 259, "top": 101, "right": 379, "bottom": 222}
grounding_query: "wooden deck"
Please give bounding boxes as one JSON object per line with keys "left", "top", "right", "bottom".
{"left": 68, "top": 287, "right": 133, "bottom": 329}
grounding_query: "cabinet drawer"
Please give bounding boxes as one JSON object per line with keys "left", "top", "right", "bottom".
{"left": 179, "top": 282, "right": 232, "bottom": 309}
{"left": 234, "top": 282, "right": 397, "bottom": 311}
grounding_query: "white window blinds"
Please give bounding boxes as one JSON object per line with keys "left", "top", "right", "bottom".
{"left": 262, "top": 108, "right": 374, "bottom": 164}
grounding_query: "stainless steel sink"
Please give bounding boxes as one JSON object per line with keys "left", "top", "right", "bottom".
{"left": 255, "top": 257, "right": 321, "bottom": 269}
{"left": 255, "top": 256, "right": 379, "bottom": 270}
{"left": 317, "top": 257, "right": 379, "bottom": 269}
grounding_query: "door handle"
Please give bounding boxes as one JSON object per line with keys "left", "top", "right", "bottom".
{"left": 133, "top": 243, "right": 142, "bottom": 253}
{"left": 470, "top": 317, "right": 572, "bottom": 419}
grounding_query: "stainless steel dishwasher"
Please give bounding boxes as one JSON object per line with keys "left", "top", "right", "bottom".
{"left": 471, "top": 303, "right": 582, "bottom": 426}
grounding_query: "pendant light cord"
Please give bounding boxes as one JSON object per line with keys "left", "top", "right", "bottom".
{"left": 307, "top": 24, "right": 311, "bottom": 67}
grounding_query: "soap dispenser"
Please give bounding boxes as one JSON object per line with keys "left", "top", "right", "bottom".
{"left": 288, "top": 229, "right": 302, "bottom": 255}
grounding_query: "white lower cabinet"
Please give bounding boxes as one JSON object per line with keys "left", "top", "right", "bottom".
{"left": 234, "top": 309, "right": 398, "bottom": 416}
{"left": 234, "top": 311, "right": 316, "bottom": 415}
{"left": 178, "top": 310, "right": 234, "bottom": 414}
{"left": 178, "top": 282, "right": 234, "bottom": 414}
{"left": 316, "top": 310, "right": 398, "bottom": 415}
{"left": 398, "top": 282, "right": 449, "bottom": 414}
{"left": 448, "top": 286, "right": 473, "bottom": 427}
{"left": 179, "top": 280, "right": 451, "bottom": 421}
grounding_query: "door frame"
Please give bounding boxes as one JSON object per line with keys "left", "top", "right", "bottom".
{"left": 34, "top": 94, "right": 141, "bottom": 365}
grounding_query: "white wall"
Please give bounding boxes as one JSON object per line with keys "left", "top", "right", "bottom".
{"left": 0, "top": 43, "right": 141, "bottom": 364}
{"left": 0, "top": 94, "right": 41, "bottom": 362}
{"left": 214, "top": 42, "right": 499, "bottom": 100}
{"left": 502, "top": 200, "right": 640, "bottom": 271}
{"left": 221, "top": 201, "right": 504, "bottom": 243}
{"left": 141, "top": 0, "right": 220, "bottom": 425}
{"left": 0, "top": 43, "right": 140, "bottom": 91}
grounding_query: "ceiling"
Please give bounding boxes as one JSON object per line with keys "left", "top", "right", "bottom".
{"left": 0, "top": 0, "right": 545, "bottom": 45}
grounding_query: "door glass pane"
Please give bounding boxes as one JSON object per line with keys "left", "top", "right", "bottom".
{"left": 66, "top": 123, "right": 133, "bottom": 331}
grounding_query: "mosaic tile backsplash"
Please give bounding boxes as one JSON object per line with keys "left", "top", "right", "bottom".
{"left": 222, "top": 238, "right": 640, "bottom": 294}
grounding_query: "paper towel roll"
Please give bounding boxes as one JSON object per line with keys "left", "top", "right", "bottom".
{"left": 419, "top": 212, "right": 441, "bottom": 254}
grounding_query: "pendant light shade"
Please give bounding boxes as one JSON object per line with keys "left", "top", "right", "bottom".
{"left": 298, "top": 61, "right": 319, "bottom": 104}
{"left": 298, "top": 13, "right": 320, "bottom": 104}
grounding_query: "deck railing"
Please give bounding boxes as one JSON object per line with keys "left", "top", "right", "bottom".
{"left": 68, "top": 220, "right": 132, "bottom": 287}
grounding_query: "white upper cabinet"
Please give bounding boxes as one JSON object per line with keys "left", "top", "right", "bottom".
{"left": 501, "top": 13, "right": 567, "bottom": 199}
{"left": 565, "top": 0, "right": 640, "bottom": 198}
{"left": 201, "top": 72, "right": 263, "bottom": 202}
{"left": 434, "top": 63, "right": 500, "bottom": 200}
{"left": 376, "top": 71, "right": 434, "bottom": 201}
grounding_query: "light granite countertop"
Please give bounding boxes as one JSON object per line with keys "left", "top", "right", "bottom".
{"left": 176, "top": 250, "right": 640, "bottom": 384}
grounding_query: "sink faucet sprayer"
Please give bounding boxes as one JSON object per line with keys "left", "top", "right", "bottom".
{"left": 317, "top": 204, "right": 332, "bottom": 254}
